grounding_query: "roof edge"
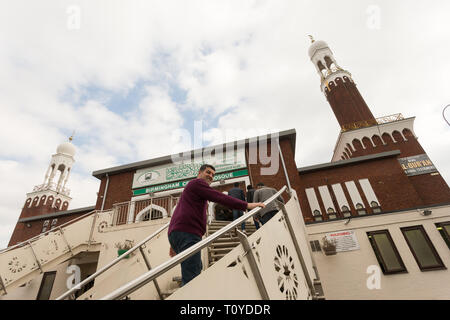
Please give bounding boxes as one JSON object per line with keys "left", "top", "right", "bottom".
{"left": 298, "top": 150, "right": 401, "bottom": 174}
{"left": 92, "top": 129, "right": 297, "bottom": 179}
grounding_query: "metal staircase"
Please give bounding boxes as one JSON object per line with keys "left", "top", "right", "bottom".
{"left": 207, "top": 220, "right": 257, "bottom": 265}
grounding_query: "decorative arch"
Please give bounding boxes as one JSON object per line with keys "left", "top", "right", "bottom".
{"left": 371, "top": 134, "right": 383, "bottom": 147}
{"left": 392, "top": 130, "right": 404, "bottom": 143}
{"left": 135, "top": 204, "right": 168, "bottom": 222}
{"left": 352, "top": 138, "right": 364, "bottom": 152}
{"left": 362, "top": 137, "right": 373, "bottom": 149}
{"left": 381, "top": 132, "right": 394, "bottom": 144}
{"left": 402, "top": 128, "right": 414, "bottom": 140}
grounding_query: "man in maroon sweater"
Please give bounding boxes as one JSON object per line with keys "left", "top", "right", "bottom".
{"left": 168, "top": 164, "right": 265, "bottom": 286}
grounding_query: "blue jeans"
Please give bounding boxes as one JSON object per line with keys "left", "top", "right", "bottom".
{"left": 259, "top": 210, "right": 278, "bottom": 225}
{"left": 168, "top": 231, "right": 202, "bottom": 286}
{"left": 232, "top": 209, "right": 245, "bottom": 231}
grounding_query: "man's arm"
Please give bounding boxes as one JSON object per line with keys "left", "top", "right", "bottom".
{"left": 194, "top": 179, "right": 264, "bottom": 211}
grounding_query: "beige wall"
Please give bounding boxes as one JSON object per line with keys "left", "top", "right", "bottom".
{"left": 306, "top": 205, "right": 450, "bottom": 300}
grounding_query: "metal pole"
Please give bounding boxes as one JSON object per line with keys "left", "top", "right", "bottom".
{"left": 236, "top": 230, "right": 270, "bottom": 300}
{"left": 27, "top": 241, "right": 43, "bottom": 273}
{"left": 58, "top": 227, "right": 73, "bottom": 256}
{"left": 138, "top": 246, "right": 163, "bottom": 300}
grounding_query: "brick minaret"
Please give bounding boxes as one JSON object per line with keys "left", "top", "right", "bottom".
{"left": 8, "top": 137, "right": 76, "bottom": 246}
{"left": 308, "top": 36, "right": 377, "bottom": 131}
{"left": 308, "top": 37, "right": 450, "bottom": 206}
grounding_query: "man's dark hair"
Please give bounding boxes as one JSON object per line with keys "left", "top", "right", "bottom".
{"left": 234, "top": 182, "right": 240, "bottom": 187}
{"left": 257, "top": 182, "right": 264, "bottom": 187}
{"left": 247, "top": 185, "right": 253, "bottom": 190}
{"left": 199, "top": 164, "right": 216, "bottom": 172}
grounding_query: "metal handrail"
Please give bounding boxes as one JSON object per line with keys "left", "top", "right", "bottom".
{"left": 0, "top": 209, "right": 99, "bottom": 254}
{"left": 100, "top": 185, "right": 288, "bottom": 300}
{"left": 56, "top": 221, "right": 170, "bottom": 300}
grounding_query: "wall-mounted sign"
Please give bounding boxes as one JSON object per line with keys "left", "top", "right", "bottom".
{"left": 398, "top": 154, "right": 437, "bottom": 176}
{"left": 132, "top": 149, "right": 247, "bottom": 189}
{"left": 325, "top": 230, "right": 360, "bottom": 253}
{"left": 133, "top": 169, "right": 249, "bottom": 196}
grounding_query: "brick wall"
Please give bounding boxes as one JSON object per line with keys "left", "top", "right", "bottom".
{"left": 8, "top": 211, "right": 89, "bottom": 247}
{"left": 297, "top": 156, "right": 425, "bottom": 222}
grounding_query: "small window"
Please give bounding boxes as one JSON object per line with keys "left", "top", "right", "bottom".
{"left": 313, "top": 210, "right": 322, "bottom": 222}
{"left": 51, "top": 219, "right": 58, "bottom": 229}
{"left": 36, "top": 271, "right": 57, "bottom": 300}
{"left": 327, "top": 208, "right": 337, "bottom": 220}
{"left": 371, "top": 201, "right": 382, "bottom": 214}
{"left": 367, "top": 230, "right": 407, "bottom": 274}
{"left": 401, "top": 226, "right": 446, "bottom": 271}
{"left": 436, "top": 222, "right": 450, "bottom": 249}
{"left": 42, "top": 220, "right": 50, "bottom": 233}
{"left": 341, "top": 205, "right": 351, "bottom": 218}
{"left": 310, "top": 240, "right": 322, "bottom": 252}
{"left": 356, "top": 203, "right": 367, "bottom": 215}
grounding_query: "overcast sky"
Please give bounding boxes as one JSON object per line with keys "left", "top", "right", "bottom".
{"left": 1, "top": 0, "right": 449, "bottom": 248}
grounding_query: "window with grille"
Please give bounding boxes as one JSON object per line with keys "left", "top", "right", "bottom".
{"left": 42, "top": 220, "right": 50, "bottom": 233}
{"left": 310, "top": 240, "right": 322, "bottom": 252}
{"left": 143, "top": 208, "right": 163, "bottom": 221}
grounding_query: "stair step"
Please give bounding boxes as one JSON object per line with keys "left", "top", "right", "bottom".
{"left": 210, "top": 241, "right": 240, "bottom": 248}
{"left": 209, "top": 247, "right": 233, "bottom": 254}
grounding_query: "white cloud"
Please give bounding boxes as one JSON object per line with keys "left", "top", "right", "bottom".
{"left": 1, "top": 0, "right": 450, "bottom": 249}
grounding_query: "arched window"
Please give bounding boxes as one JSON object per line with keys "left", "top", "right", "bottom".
{"left": 341, "top": 205, "right": 351, "bottom": 218}
{"left": 356, "top": 203, "right": 367, "bottom": 215}
{"left": 135, "top": 204, "right": 168, "bottom": 222}
{"left": 327, "top": 208, "right": 337, "bottom": 220}
{"left": 371, "top": 201, "right": 382, "bottom": 213}
{"left": 313, "top": 210, "right": 322, "bottom": 222}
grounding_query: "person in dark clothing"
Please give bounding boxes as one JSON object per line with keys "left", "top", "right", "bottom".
{"left": 253, "top": 182, "right": 284, "bottom": 225}
{"left": 228, "top": 182, "right": 246, "bottom": 233}
{"left": 246, "top": 185, "right": 260, "bottom": 230}
{"left": 168, "top": 165, "right": 265, "bottom": 286}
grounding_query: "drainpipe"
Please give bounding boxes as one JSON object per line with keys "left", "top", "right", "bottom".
{"left": 101, "top": 173, "right": 109, "bottom": 211}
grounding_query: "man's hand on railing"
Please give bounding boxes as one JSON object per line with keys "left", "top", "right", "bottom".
{"left": 247, "top": 202, "right": 265, "bottom": 210}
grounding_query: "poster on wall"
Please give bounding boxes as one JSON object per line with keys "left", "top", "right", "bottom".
{"left": 398, "top": 154, "right": 437, "bottom": 176}
{"left": 132, "top": 149, "right": 247, "bottom": 189}
{"left": 325, "top": 230, "right": 360, "bottom": 252}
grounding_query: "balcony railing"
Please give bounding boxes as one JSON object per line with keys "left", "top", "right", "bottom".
{"left": 341, "top": 113, "right": 405, "bottom": 132}
{"left": 32, "top": 183, "right": 71, "bottom": 197}
{"left": 111, "top": 195, "right": 180, "bottom": 226}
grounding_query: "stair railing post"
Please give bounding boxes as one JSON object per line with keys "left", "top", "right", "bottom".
{"left": 0, "top": 275, "right": 7, "bottom": 295}
{"left": 277, "top": 201, "right": 317, "bottom": 299}
{"left": 27, "top": 241, "right": 43, "bottom": 273}
{"left": 87, "top": 212, "right": 98, "bottom": 248}
{"left": 236, "top": 230, "right": 270, "bottom": 300}
{"left": 58, "top": 227, "right": 74, "bottom": 256}
{"left": 138, "top": 245, "right": 163, "bottom": 300}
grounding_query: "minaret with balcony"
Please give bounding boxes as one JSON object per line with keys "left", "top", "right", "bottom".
{"left": 308, "top": 37, "right": 450, "bottom": 206}
{"left": 8, "top": 137, "right": 76, "bottom": 246}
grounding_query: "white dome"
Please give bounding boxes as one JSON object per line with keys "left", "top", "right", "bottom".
{"left": 308, "top": 40, "right": 329, "bottom": 58}
{"left": 57, "top": 141, "right": 76, "bottom": 157}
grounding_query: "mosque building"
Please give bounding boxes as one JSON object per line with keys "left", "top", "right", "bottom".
{"left": 2, "top": 39, "right": 449, "bottom": 300}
